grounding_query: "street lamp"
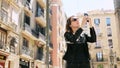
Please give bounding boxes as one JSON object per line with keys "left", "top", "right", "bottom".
{"left": 46, "top": 0, "right": 50, "bottom": 68}
{"left": 109, "top": 47, "right": 114, "bottom": 68}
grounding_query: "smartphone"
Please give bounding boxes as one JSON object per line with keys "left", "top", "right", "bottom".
{"left": 84, "top": 13, "right": 88, "bottom": 16}
{"left": 84, "top": 13, "right": 89, "bottom": 22}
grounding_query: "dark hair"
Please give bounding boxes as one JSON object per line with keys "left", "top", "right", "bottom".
{"left": 66, "top": 16, "right": 72, "bottom": 32}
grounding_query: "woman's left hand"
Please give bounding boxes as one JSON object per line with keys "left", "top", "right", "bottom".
{"left": 87, "top": 17, "right": 93, "bottom": 28}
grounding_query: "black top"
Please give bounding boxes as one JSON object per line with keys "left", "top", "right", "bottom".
{"left": 63, "top": 27, "right": 96, "bottom": 63}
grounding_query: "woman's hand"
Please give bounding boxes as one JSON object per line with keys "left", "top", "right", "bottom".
{"left": 81, "top": 17, "right": 93, "bottom": 28}
{"left": 87, "top": 17, "right": 93, "bottom": 28}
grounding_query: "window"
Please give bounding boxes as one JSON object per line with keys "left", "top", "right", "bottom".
{"left": 36, "top": 3, "right": 44, "bottom": 17}
{"left": 27, "top": 0, "right": 30, "bottom": 3}
{"left": 106, "top": 18, "right": 111, "bottom": 26}
{"left": 108, "top": 39, "right": 113, "bottom": 48}
{"left": 94, "top": 18, "right": 100, "bottom": 26}
{"left": 23, "top": 38, "right": 28, "bottom": 47}
{"left": 96, "top": 52, "right": 103, "bottom": 61}
{"left": 0, "top": 28, "right": 7, "bottom": 49}
{"left": 37, "top": 47, "right": 43, "bottom": 60}
{"left": 35, "top": 23, "right": 45, "bottom": 36}
{"left": 107, "top": 28, "right": 112, "bottom": 37}
{"left": 24, "top": 14, "right": 30, "bottom": 25}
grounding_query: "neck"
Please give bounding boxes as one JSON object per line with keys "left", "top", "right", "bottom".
{"left": 72, "top": 27, "right": 79, "bottom": 33}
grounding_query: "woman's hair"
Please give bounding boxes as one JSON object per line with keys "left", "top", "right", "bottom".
{"left": 65, "top": 16, "right": 74, "bottom": 32}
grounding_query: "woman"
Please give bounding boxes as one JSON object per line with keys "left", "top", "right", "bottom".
{"left": 63, "top": 15, "right": 96, "bottom": 68}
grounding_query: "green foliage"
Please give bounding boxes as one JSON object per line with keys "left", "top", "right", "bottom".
{"left": 97, "top": 64, "right": 103, "bottom": 68}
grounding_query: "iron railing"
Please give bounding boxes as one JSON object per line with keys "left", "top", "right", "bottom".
{"left": 23, "top": 23, "right": 32, "bottom": 33}
{"left": 39, "top": 32, "right": 45, "bottom": 41}
{"left": 21, "top": 45, "right": 33, "bottom": 57}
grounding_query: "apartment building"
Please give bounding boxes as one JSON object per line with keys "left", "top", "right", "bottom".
{"left": 77, "top": 10, "right": 120, "bottom": 68}
{"left": 0, "top": 0, "right": 49, "bottom": 68}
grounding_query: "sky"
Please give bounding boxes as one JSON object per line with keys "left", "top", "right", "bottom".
{"left": 62, "top": 0, "right": 114, "bottom": 17}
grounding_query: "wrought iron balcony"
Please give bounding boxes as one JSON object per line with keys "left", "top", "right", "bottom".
{"left": 32, "top": 29, "right": 39, "bottom": 38}
{"left": 25, "top": 0, "right": 31, "bottom": 10}
{"left": 10, "top": 46, "right": 15, "bottom": 54}
{"left": 21, "top": 45, "right": 33, "bottom": 57}
{"left": 0, "top": 42, "right": 10, "bottom": 52}
{"left": 92, "top": 58, "right": 108, "bottom": 63}
{"left": 39, "top": 32, "right": 45, "bottom": 41}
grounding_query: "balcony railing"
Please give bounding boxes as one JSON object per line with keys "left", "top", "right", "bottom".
{"left": 32, "top": 29, "right": 39, "bottom": 38}
{"left": 39, "top": 32, "right": 45, "bottom": 41}
{"left": 25, "top": 1, "right": 31, "bottom": 10}
{"left": 92, "top": 58, "right": 108, "bottom": 62}
{"left": 23, "top": 23, "right": 32, "bottom": 34}
{"left": 10, "top": 46, "right": 15, "bottom": 54}
{"left": 21, "top": 45, "right": 33, "bottom": 57}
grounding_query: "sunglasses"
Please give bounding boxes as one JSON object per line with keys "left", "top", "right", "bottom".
{"left": 71, "top": 18, "right": 78, "bottom": 22}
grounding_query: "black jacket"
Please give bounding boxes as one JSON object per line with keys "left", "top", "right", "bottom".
{"left": 63, "top": 27, "right": 96, "bottom": 63}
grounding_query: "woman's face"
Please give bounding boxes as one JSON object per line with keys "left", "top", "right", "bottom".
{"left": 70, "top": 16, "right": 80, "bottom": 28}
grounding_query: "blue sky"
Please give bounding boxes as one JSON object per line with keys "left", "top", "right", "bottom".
{"left": 62, "top": 0, "right": 114, "bottom": 17}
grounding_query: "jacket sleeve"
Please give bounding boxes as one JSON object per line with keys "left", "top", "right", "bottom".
{"left": 64, "top": 28, "right": 83, "bottom": 43}
{"left": 64, "top": 32, "right": 75, "bottom": 43}
{"left": 85, "top": 27, "right": 96, "bottom": 43}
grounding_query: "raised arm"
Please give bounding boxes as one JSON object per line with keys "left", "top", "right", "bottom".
{"left": 85, "top": 27, "right": 96, "bottom": 43}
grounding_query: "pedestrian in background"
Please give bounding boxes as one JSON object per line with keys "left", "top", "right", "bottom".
{"left": 63, "top": 14, "right": 96, "bottom": 68}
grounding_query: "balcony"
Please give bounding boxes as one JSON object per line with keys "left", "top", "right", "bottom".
{"left": 9, "top": 46, "right": 15, "bottom": 54}
{"left": 35, "top": 12, "right": 46, "bottom": 27}
{"left": 0, "top": 10, "right": 17, "bottom": 32}
{"left": 23, "top": 0, "right": 32, "bottom": 16}
{"left": 23, "top": 23, "right": 32, "bottom": 33}
{"left": 38, "top": 32, "right": 46, "bottom": 43}
{"left": 22, "top": 23, "right": 37, "bottom": 40}
{"left": 0, "top": 43, "right": 10, "bottom": 53}
{"left": 37, "top": 0, "right": 46, "bottom": 8}
{"left": 20, "top": 45, "right": 33, "bottom": 58}
{"left": 32, "top": 29, "right": 46, "bottom": 45}
{"left": 92, "top": 58, "right": 108, "bottom": 64}
{"left": 95, "top": 46, "right": 101, "bottom": 49}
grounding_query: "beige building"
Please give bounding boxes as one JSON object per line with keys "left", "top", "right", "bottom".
{"left": 77, "top": 10, "right": 120, "bottom": 68}
{"left": 0, "top": 0, "right": 49, "bottom": 68}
